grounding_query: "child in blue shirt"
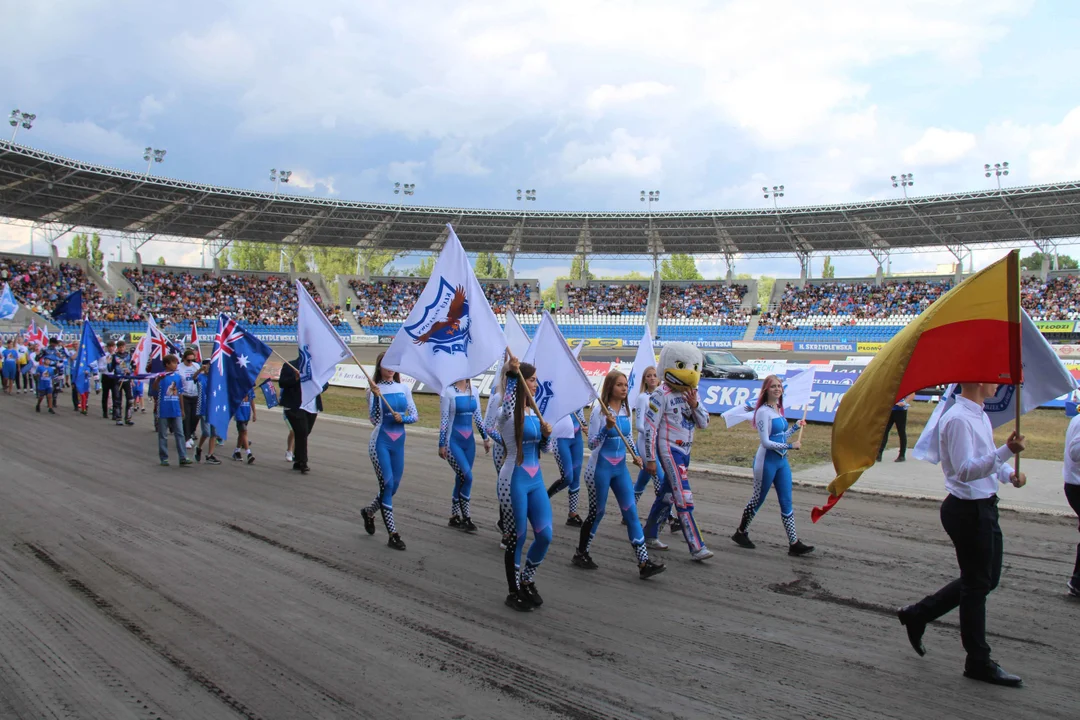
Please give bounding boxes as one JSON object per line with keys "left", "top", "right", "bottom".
{"left": 151, "top": 355, "right": 192, "bottom": 467}
{"left": 232, "top": 388, "right": 257, "bottom": 464}
{"left": 35, "top": 357, "right": 56, "bottom": 414}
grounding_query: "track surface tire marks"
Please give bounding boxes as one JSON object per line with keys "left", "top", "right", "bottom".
{"left": 0, "top": 393, "right": 1077, "bottom": 719}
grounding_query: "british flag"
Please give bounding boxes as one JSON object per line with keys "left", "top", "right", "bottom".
{"left": 26, "top": 320, "right": 47, "bottom": 346}
{"left": 208, "top": 313, "right": 271, "bottom": 441}
{"left": 143, "top": 315, "right": 180, "bottom": 374}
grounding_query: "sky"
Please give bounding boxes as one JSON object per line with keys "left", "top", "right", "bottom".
{"left": 3, "top": 0, "right": 1080, "bottom": 288}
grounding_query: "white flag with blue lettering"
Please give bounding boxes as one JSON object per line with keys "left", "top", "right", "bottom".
{"left": 627, "top": 324, "right": 656, "bottom": 409}
{"left": 383, "top": 225, "right": 506, "bottom": 394}
{"left": 522, "top": 311, "right": 597, "bottom": 425}
{"left": 296, "top": 280, "right": 351, "bottom": 407}
{"left": 913, "top": 308, "right": 1078, "bottom": 463}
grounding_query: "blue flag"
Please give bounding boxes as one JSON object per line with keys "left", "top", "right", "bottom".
{"left": 259, "top": 379, "right": 279, "bottom": 409}
{"left": 74, "top": 320, "right": 105, "bottom": 394}
{"left": 52, "top": 290, "right": 83, "bottom": 321}
{"left": 0, "top": 282, "right": 18, "bottom": 320}
{"left": 208, "top": 313, "right": 272, "bottom": 440}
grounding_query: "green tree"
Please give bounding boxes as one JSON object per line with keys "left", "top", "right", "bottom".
{"left": 569, "top": 256, "right": 593, "bottom": 281}
{"left": 67, "top": 232, "right": 104, "bottom": 272}
{"left": 738, "top": 273, "right": 776, "bottom": 308}
{"left": 474, "top": 252, "right": 507, "bottom": 279}
{"left": 408, "top": 254, "right": 437, "bottom": 278}
{"left": 227, "top": 241, "right": 275, "bottom": 271}
{"left": 597, "top": 270, "right": 649, "bottom": 280}
{"left": 156, "top": 256, "right": 166, "bottom": 266}
{"left": 659, "top": 253, "right": 702, "bottom": 280}
{"left": 821, "top": 255, "right": 835, "bottom": 278}
{"left": 1020, "top": 251, "right": 1078, "bottom": 271}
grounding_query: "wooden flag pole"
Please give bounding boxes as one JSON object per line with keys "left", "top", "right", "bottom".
{"left": 602, "top": 404, "right": 642, "bottom": 466}
{"left": 796, "top": 405, "right": 809, "bottom": 445}
{"left": 345, "top": 348, "right": 399, "bottom": 419}
{"left": 269, "top": 347, "right": 300, "bottom": 374}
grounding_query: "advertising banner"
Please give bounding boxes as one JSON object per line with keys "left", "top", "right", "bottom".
{"left": 793, "top": 342, "right": 857, "bottom": 353}
{"left": 1035, "top": 320, "right": 1077, "bottom": 333}
{"left": 1053, "top": 344, "right": 1080, "bottom": 358}
{"left": 624, "top": 339, "right": 732, "bottom": 349}
{"left": 567, "top": 338, "right": 624, "bottom": 350}
{"left": 856, "top": 342, "right": 886, "bottom": 353}
{"left": 732, "top": 340, "right": 783, "bottom": 351}
{"left": 699, "top": 370, "right": 859, "bottom": 423}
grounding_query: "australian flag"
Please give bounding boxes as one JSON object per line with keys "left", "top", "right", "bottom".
{"left": 208, "top": 313, "right": 272, "bottom": 441}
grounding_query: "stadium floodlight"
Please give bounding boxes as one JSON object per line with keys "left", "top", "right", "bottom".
{"left": 9, "top": 109, "right": 36, "bottom": 143}
{"left": 393, "top": 182, "right": 416, "bottom": 205}
{"left": 984, "top": 161, "right": 1009, "bottom": 190}
{"left": 891, "top": 173, "right": 914, "bottom": 199}
{"left": 517, "top": 188, "right": 536, "bottom": 202}
{"left": 763, "top": 185, "right": 785, "bottom": 208}
{"left": 143, "top": 147, "right": 167, "bottom": 174}
{"left": 270, "top": 168, "right": 292, "bottom": 192}
{"left": 640, "top": 190, "right": 660, "bottom": 212}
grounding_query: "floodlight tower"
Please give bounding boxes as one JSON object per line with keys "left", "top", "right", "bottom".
{"left": 762, "top": 185, "right": 785, "bottom": 208}
{"left": 143, "top": 147, "right": 167, "bottom": 174}
{"left": 984, "top": 161, "right": 1009, "bottom": 190}
{"left": 891, "top": 173, "right": 914, "bottom": 199}
{"left": 270, "top": 168, "right": 292, "bottom": 192}
{"left": 8, "top": 109, "right": 35, "bottom": 142}
{"left": 393, "top": 182, "right": 416, "bottom": 206}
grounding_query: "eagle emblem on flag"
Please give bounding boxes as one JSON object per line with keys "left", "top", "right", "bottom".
{"left": 404, "top": 278, "right": 471, "bottom": 355}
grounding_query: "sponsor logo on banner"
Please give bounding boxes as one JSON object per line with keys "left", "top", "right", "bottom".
{"left": 567, "top": 338, "right": 624, "bottom": 350}
{"left": 623, "top": 339, "right": 731, "bottom": 349}
{"left": 1054, "top": 344, "right": 1080, "bottom": 357}
{"left": 354, "top": 334, "right": 379, "bottom": 345}
{"left": 857, "top": 342, "right": 886, "bottom": 353}
{"left": 700, "top": 370, "right": 861, "bottom": 423}
{"left": 1035, "top": 320, "right": 1077, "bottom": 333}
{"left": 793, "top": 342, "right": 857, "bottom": 353}
{"left": 378, "top": 336, "right": 394, "bottom": 345}
{"left": 732, "top": 340, "right": 783, "bottom": 351}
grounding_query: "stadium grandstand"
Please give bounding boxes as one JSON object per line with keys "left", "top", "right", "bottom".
{"left": 3, "top": 140, "right": 1080, "bottom": 346}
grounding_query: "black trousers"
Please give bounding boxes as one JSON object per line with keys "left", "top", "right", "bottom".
{"left": 182, "top": 396, "right": 200, "bottom": 440}
{"left": 101, "top": 375, "right": 115, "bottom": 416}
{"left": 112, "top": 380, "right": 133, "bottom": 422}
{"left": 1066, "top": 484, "right": 1080, "bottom": 586}
{"left": 285, "top": 409, "right": 318, "bottom": 467}
{"left": 911, "top": 494, "right": 1002, "bottom": 666}
{"left": 879, "top": 407, "right": 908, "bottom": 457}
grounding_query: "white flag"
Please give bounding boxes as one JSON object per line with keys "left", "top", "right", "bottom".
{"left": 383, "top": 226, "right": 506, "bottom": 394}
{"left": 627, "top": 324, "right": 656, "bottom": 409}
{"left": 913, "top": 309, "right": 1078, "bottom": 463}
{"left": 522, "top": 311, "right": 597, "bottom": 425}
{"left": 722, "top": 368, "right": 817, "bottom": 428}
{"left": 505, "top": 309, "right": 531, "bottom": 358}
{"left": 0, "top": 282, "right": 19, "bottom": 320}
{"left": 296, "top": 279, "right": 351, "bottom": 407}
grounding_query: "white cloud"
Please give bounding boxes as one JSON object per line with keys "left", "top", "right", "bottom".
{"left": 902, "top": 128, "right": 978, "bottom": 166}
{"left": 585, "top": 82, "right": 674, "bottom": 115}
{"left": 138, "top": 94, "right": 167, "bottom": 125}
{"left": 288, "top": 169, "right": 338, "bottom": 196}
{"left": 31, "top": 118, "right": 143, "bottom": 162}
{"left": 562, "top": 129, "right": 668, "bottom": 183}
{"left": 432, "top": 141, "right": 490, "bottom": 176}
{"left": 387, "top": 160, "right": 425, "bottom": 184}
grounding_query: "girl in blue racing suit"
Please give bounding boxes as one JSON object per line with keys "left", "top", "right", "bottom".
{"left": 440, "top": 379, "right": 491, "bottom": 532}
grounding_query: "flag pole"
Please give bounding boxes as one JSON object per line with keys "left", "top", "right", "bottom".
{"left": 269, "top": 347, "right": 300, "bottom": 374}
{"left": 602, "top": 404, "right": 642, "bottom": 466}
{"left": 796, "top": 405, "right": 809, "bottom": 444}
{"left": 503, "top": 348, "right": 549, "bottom": 427}
{"left": 344, "top": 347, "right": 399, "bottom": 418}
{"left": 1014, "top": 381, "right": 1021, "bottom": 475}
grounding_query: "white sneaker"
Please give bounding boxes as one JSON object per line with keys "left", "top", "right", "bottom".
{"left": 690, "top": 547, "right": 714, "bottom": 562}
{"left": 285, "top": 451, "right": 294, "bottom": 462}
{"left": 645, "top": 538, "right": 669, "bottom": 551}
{"left": 185, "top": 439, "right": 194, "bottom": 449}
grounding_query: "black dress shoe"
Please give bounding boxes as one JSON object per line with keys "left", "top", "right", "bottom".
{"left": 897, "top": 605, "right": 926, "bottom": 657}
{"left": 963, "top": 662, "right": 1022, "bottom": 687}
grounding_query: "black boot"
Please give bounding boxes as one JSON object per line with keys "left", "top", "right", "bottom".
{"left": 461, "top": 517, "right": 478, "bottom": 533}
{"left": 521, "top": 582, "right": 543, "bottom": 607}
{"left": 505, "top": 589, "right": 533, "bottom": 612}
{"left": 361, "top": 507, "right": 376, "bottom": 535}
{"left": 639, "top": 558, "right": 666, "bottom": 579}
{"left": 387, "top": 533, "right": 406, "bottom": 551}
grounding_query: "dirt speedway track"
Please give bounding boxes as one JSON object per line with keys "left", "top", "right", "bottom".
{"left": 0, "top": 396, "right": 1077, "bottom": 719}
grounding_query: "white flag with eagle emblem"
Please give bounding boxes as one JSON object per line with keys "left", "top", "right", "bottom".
{"left": 296, "top": 279, "right": 351, "bottom": 408}
{"left": 383, "top": 224, "right": 506, "bottom": 393}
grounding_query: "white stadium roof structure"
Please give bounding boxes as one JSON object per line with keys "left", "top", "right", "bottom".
{"left": 2, "top": 140, "right": 1080, "bottom": 263}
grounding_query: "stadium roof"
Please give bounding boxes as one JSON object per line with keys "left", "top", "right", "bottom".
{"left": 2, "top": 140, "right": 1080, "bottom": 260}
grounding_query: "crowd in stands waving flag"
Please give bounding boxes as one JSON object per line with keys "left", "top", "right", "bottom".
{"left": 383, "top": 225, "right": 505, "bottom": 394}
{"left": 208, "top": 314, "right": 272, "bottom": 441}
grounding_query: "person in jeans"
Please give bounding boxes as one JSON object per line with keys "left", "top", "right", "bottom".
{"left": 896, "top": 381, "right": 1026, "bottom": 687}
{"left": 152, "top": 354, "right": 192, "bottom": 467}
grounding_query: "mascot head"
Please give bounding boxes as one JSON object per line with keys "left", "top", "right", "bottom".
{"left": 658, "top": 342, "right": 703, "bottom": 390}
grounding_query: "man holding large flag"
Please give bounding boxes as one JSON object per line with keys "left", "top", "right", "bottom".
{"left": 814, "top": 250, "right": 1029, "bottom": 687}
{"left": 382, "top": 224, "right": 506, "bottom": 394}
{"left": 73, "top": 320, "right": 105, "bottom": 415}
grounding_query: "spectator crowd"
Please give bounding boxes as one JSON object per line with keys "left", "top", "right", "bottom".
{"left": 1020, "top": 274, "right": 1080, "bottom": 321}
{"left": 2, "top": 257, "right": 140, "bottom": 323}
{"left": 563, "top": 283, "right": 648, "bottom": 315}
{"left": 658, "top": 283, "right": 749, "bottom": 324}
{"left": 123, "top": 269, "right": 345, "bottom": 327}
{"left": 348, "top": 279, "right": 539, "bottom": 327}
{"left": 758, "top": 279, "right": 953, "bottom": 328}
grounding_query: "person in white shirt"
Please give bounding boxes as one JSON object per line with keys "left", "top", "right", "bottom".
{"left": 177, "top": 349, "right": 202, "bottom": 447}
{"left": 1062, "top": 414, "right": 1080, "bottom": 598}
{"left": 897, "top": 381, "right": 1026, "bottom": 688}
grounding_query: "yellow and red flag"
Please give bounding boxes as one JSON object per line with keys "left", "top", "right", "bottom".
{"left": 812, "top": 250, "right": 1021, "bottom": 522}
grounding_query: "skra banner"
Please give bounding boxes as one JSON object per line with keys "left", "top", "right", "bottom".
{"left": 624, "top": 339, "right": 732, "bottom": 349}
{"left": 700, "top": 371, "right": 860, "bottom": 423}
